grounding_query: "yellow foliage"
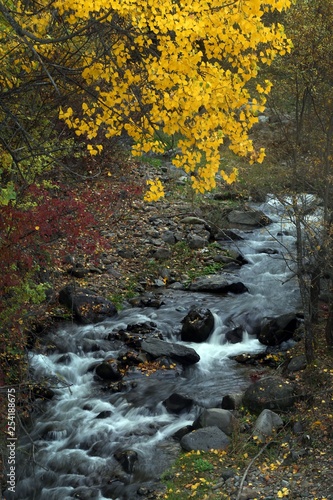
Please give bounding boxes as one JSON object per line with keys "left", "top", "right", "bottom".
{"left": 1, "top": 0, "right": 292, "bottom": 196}
{"left": 277, "top": 487, "right": 290, "bottom": 498}
{"left": 144, "top": 178, "right": 165, "bottom": 202}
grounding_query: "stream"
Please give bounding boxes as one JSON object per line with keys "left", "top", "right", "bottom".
{"left": 8, "top": 196, "right": 306, "bottom": 500}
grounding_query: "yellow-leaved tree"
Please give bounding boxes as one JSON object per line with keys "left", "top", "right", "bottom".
{"left": 1, "top": 0, "right": 291, "bottom": 199}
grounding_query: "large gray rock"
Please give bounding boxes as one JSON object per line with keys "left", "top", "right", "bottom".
{"left": 141, "top": 338, "right": 200, "bottom": 365}
{"left": 152, "top": 247, "right": 171, "bottom": 260}
{"left": 180, "top": 426, "right": 230, "bottom": 451}
{"left": 253, "top": 409, "right": 284, "bottom": 442}
{"left": 59, "top": 285, "right": 117, "bottom": 324}
{"left": 221, "top": 393, "right": 244, "bottom": 410}
{"left": 188, "top": 275, "right": 249, "bottom": 294}
{"left": 225, "top": 326, "right": 244, "bottom": 344}
{"left": 258, "top": 313, "right": 299, "bottom": 346}
{"left": 95, "top": 361, "right": 122, "bottom": 381}
{"left": 287, "top": 354, "right": 307, "bottom": 372}
{"left": 187, "top": 234, "right": 208, "bottom": 249}
{"left": 227, "top": 209, "right": 272, "bottom": 227}
{"left": 193, "top": 409, "right": 237, "bottom": 436}
{"left": 243, "top": 376, "right": 297, "bottom": 414}
{"left": 163, "top": 393, "right": 194, "bottom": 414}
{"left": 180, "top": 307, "right": 215, "bottom": 342}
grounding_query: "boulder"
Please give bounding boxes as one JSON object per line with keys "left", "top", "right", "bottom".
{"left": 253, "top": 409, "right": 284, "bottom": 442}
{"left": 162, "top": 231, "right": 177, "bottom": 244}
{"left": 258, "top": 313, "right": 299, "bottom": 346}
{"left": 152, "top": 247, "right": 171, "bottom": 260}
{"left": 187, "top": 234, "right": 207, "bottom": 249}
{"left": 95, "top": 361, "right": 122, "bottom": 381}
{"left": 193, "top": 409, "right": 237, "bottom": 436}
{"left": 180, "top": 216, "right": 210, "bottom": 230}
{"left": 243, "top": 376, "right": 297, "bottom": 414}
{"left": 180, "top": 426, "right": 230, "bottom": 451}
{"left": 140, "top": 338, "right": 200, "bottom": 365}
{"left": 215, "top": 229, "right": 244, "bottom": 241}
{"left": 213, "top": 249, "right": 248, "bottom": 266}
{"left": 227, "top": 209, "right": 272, "bottom": 227}
{"left": 221, "top": 393, "right": 243, "bottom": 410}
{"left": 59, "top": 285, "right": 117, "bottom": 324}
{"left": 163, "top": 393, "right": 194, "bottom": 414}
{"left": 188, "top": 276, "right": 249, "bottom": 294}
{"left": 180, "top": 307, "right": 214, "bottom": 342}
{"left": 225, "top": 326, "right": 244, "bottom": 344}
{"left": 287, "top": 354, "right": 307, "bottom": 372}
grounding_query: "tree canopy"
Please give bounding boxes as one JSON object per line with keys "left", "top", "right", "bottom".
{"left": 0, "top": 0, "right": 291, "bottom": 199}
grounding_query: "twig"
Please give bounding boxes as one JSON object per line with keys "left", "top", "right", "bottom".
{"left": 236, "top": 440, "right": 274, "bottom": 500}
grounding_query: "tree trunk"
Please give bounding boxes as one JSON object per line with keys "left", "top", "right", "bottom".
{"left": 325, "top": 279, "right": 333, "bottom": 348}
{"left": 294, "top": 201, "right": 316, "bottom": 363}
{"left": 310, "top": 268, "right": 320, "bottom": 324}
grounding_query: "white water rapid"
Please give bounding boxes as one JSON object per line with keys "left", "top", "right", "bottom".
{"left": 8, "top": 195, "right": 307, "bottom": 500}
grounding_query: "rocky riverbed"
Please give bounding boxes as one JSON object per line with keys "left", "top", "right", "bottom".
{"left": 6, "top": 163, "right": 333, "bottom": 500}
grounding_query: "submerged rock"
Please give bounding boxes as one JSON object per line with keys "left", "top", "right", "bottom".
{"left": 114, "top": 449, "right": 138, "bottom": 474}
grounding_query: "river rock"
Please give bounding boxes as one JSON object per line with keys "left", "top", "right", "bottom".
{"left": 253, "top": 409, "right": 284, "bottom": 441}
{"left": 193, "top": 409, "right": 237, "bottom": 436}
{"left": 215, "top": 229, "right": 244, "bottom": 241}
{"left": 163, "top": 393, "right": 194, "bottom": 414}
{"left": 287, "top": 354, "right": 307, "bottom": 372}
{"left": 162, "top": 230, "right": 177, "bottom": 244}
{"left": 243, "top": 376, "right": 297, "bottom": 414}
{"left": 180, "top": 426, "right": 230, "bottom": 451}
{"left": 227, "top": 209, "right": 272, "bottom": 226}
{"left": 256, "top": 247, "right": 279, "bottom": 255}
{"left": 180, "top": 216, "right": 210, "bottom": 227}
{"left": 59, "top": 285, "right": 117, "bottom": 324}
{"left": 140, "top": 338, "right": 200, "bottom": 364}
{"left": 152, "top": 247, "right": 172, "bottom": 260}
{"left": 69, "top": 487, "right": 101, "bottom": 499}
{"left": 187, "top": 233, "right": 208, "bottom": 249}
{"left": 95, "top": 361, "right": 122, "bottom": 381}
{"left": 114, "top": 449, "right": 138, "bottom": 474}
{"left": 188, "top": 275, "right": 249, "bottom": 294}
{"left": 180, "top": 307, "right": 214, "bottom": 342}
{"left": 258, "top": 313, "right": 299, "bottom": 346}
{"left": 95, "top": 410, "right": 113, "bottom": 419}
{"left": 225, "top": 326, "right": 244, "bottom": 344}
{"left": 221, "top": 393, "right": 244, "bottom": 410}
{"left": 213, "top": 249, "right": 248, "bottom": 266}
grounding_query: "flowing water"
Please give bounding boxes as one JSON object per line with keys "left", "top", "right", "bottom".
{"left": 8, "top": 196, "right": 306, "bottom": 500}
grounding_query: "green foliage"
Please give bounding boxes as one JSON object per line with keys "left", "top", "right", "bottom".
{"left": 192, "top": 457, "right": 214, "bottom": 473}
{"left": 138, "top": 156, "right": 163, "bottom": 169}
{"left": 0, "top": 179, "right": 16, "bottom": 205}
